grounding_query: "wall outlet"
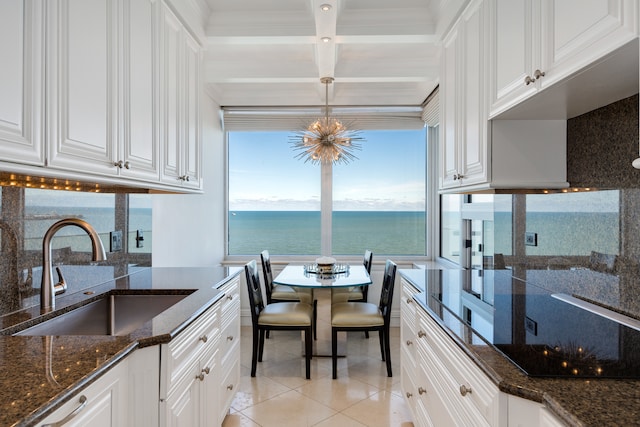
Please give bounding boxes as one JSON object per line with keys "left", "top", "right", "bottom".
{"left": 525, "top": 232, "right": 538, "bottom": 247}
{"left": 110, "top": 230, "right": 123, "bottom": 252}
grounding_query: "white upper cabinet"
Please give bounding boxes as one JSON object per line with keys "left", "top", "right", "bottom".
{"left": 121, "top": 0, "right": 161, "bottom": 182}
{"left": 47, "top": 0, "right": 160, "bottom": 182}
{"left": 440, "top": 0, "right": 490, "bottom": 190}
{"left": 159, "top": 3, "right": 202, "bottom": 190}
{"left": 0, "top": 1, "right": 45, "bottom": 166}
{"left": 489, "top": 0, "right": 638, "bottom": 119}
{"left": 46, "top": 0, "right": 119, "bottom": 176}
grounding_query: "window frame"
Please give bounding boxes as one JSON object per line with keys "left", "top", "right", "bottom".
{"left": 224, "top": 125, "right": 435, "bottom": 264}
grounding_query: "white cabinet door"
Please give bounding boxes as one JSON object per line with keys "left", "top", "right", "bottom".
{"left": 163, "top": 374, "right": 200, "bottom": 427}
{"left": 539, "top": 0, "right": 638, "bottom": 89}
{"left": 120, "top": 0, "right": 160, "bottom": 182}
{"left": 0, "top": 1, "right": 45, "bottom": 166}
{"left": 159, "top": 3, "right": 203, "bottom": 190}
{"left": 439, "top": 0, "right": 489, "bottom": 190}
{"left": 47, "top": 0, "right": 119, "bottom": 176}
{"left": 39, "top": 358, "right": 128, "bottom": 427}
{"left": 489, "top": 0, "right": 638, "bottom": 118}
{"left": 488, "top": 0, "right": 538, "bottom": 117}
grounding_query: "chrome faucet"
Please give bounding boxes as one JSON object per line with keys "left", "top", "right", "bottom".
{"left": 41, "top": 218, "right": 107, "bottom": 312}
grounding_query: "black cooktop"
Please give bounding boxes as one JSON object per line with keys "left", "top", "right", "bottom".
{"left": 416, "top": 269, "right": 640, "bottom": 379}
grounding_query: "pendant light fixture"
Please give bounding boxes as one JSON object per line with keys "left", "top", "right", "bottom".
{"left": 290, "top": 77, "right": 363, "bottom": 165}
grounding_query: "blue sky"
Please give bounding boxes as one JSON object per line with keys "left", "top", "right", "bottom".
{"left": 228, "top": 129, "right": 427, "bottom": 211}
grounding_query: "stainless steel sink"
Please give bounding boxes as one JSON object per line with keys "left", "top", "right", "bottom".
{"left": 15, "top": 293, "right": 192, "bottom": 336}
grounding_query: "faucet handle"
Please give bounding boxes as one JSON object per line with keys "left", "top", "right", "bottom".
{"left": 54, "top": 266, "right": 67, "bottom": 295}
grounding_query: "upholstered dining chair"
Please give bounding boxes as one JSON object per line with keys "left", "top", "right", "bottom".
{"left": 261, "top": 249, "right": 317, "bottom": 338}
{"left": 330, "top": 259, "right": 397, "bottom": 379}
{"left": 245, "top": 260, "right": 313, "bottom": 379}
{"left": 331, "top": 250, "right": 373, "bottom": 305}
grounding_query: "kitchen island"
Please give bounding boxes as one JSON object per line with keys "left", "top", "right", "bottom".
{"left": 400, "top": 268, "right": 640, "bottom": 426}
{"left": 0, "top": 266, "right": 242, "bottom": 427}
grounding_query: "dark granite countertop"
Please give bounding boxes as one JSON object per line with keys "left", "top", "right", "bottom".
{"left": 0, "top": 266, "right": 242, "bottom": 427}
{"left": 399, "top": 268, "right": 640, "bottom": 427}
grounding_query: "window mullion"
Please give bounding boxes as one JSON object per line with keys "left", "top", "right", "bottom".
{"left": 321, "top": 161, "right": 332, "bottom": 256}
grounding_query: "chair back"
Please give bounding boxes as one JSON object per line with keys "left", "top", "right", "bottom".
{"left": 245, "top": 260, "right": 265, "bottom": 325}
{"left": 378, "top": 260, "right": 397, "bottom": 324}
{"left": 363, "top": 250, "right": 373, "bottom": 274}
{"left": 260, "top": 250, "right": 275, "bottom": 303}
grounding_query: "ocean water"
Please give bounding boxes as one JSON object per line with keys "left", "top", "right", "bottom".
{"left": 228, "top": 211, "right": 426, "bottom": 256}
{"left": 23, "top": 206, "right": 152, "bottom": 252}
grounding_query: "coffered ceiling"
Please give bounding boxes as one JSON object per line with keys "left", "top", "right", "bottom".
{"left": 202, "top": 0, "right": 462, "bottom": 107}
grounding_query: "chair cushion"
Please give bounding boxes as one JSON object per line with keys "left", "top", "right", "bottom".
{"left": 272, "top": 285, "right": 313, "bottom": 304}
{"left": 259, "top": 302, "right": 313, "bottom": 326}
{"left": 331, "top": 302, "right": 384, "bottom": 327}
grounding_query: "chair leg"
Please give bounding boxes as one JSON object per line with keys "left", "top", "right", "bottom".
{"left": 384, "top": 327, "right": 392, "bottom": 377}
{"left": 378, "top": 329, "right": 385, "bottom": 361}
{"left": 251, "top": 327, "right": 259, "bottom": 377}
{"left": 332, "top": 328, "right": 338, "bottom": 379}
{"left": 304, "top": 327, "right": 312, "bottom": 379}
{"left": 313, "top": 299, "right": 318, "bottom": 340}
{"left": 258, "top": 329, "right": 266, "bottom": 362}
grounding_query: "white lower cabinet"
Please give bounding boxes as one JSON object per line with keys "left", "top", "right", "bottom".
{"left": 160, "top": 297, "right": 220, "bottom": 426}
{"left": 39, "top": 358, "right": 129, "bottom": 427}
{"left": 216, "top": 276, "right": 241, "bottom": 424}
{"left": 401, "top": 282, "right": 566, "bottom": 426}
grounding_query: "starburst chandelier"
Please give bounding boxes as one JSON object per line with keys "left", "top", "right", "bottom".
{"left": 290, "top": 77, "right": 363, "bottom": 165}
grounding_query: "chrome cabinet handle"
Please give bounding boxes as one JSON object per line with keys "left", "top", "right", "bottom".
{"left": 196, "top": 367, "right": 210, "bottom": 381}
{"left": 179, "top": 175, "right": 191, "bottom": 182}
{"left": 418, "top": 387, "right": 427, "bottom": 395}
{"left": 406, "top": 298, "right": 413, "bottom": 304}
{"left": 227, "top": 335, "right": 234, "bottom": 341}
{"left": 113, "top": 160, "right": 130, "bottom": 169}
{"left": 42, "top": 395, "right": 87, "bottom": 427}
{"left": 227, "top": 294, "right": 233, "bottom": 300}
{"left": 453, "top": 173, "right": 464, "bottom": 180}
{"left": 524, "top": 75, "right": 536, "bottom": 85}
{"left": 406, "top": 340, "right": 413, "bottom": 346}
{"left": 406, "top": 392, "right": 413, "bottom": 398}
{"left": 460, "top": 384, "right": 472, "bottom": 396}
{"left": 227, "top": 384, "right": 234, "bottom": 390}
{"left": 534, "top": 69, "right": 545, "bottom": 80}
{"left": 196, "top": 373, "right": 205, "bottom": 381}
{"left": 202, "top": 367, "right": 210, "bottom": 375}
{"left": 199, "top": 335, "right": 208, "bottom": 343}
{"left": 417, "top": 330, "right": 426, "bottom": 338}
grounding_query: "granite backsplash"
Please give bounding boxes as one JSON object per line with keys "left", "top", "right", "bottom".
{"left": 0, "top": 188, "right": 152, "bottom": 316}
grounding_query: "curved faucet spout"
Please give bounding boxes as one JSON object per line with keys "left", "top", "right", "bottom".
{"left": 41, "top": 218, "right": 107, "bottom": 312}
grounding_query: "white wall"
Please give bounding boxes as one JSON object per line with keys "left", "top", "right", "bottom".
{"left": 152, "top": 94, "right": 225, "bottom": 266}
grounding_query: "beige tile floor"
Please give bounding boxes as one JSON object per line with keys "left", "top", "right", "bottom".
{"left": 221, "top": 289, "right": 414, "bottom": 427}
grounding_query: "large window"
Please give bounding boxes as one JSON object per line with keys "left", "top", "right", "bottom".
{"left": 228, "top": 129, "right": 427, "bottom": 256}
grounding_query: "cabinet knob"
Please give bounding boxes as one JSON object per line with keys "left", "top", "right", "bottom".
{"left": 406, "top": 340, "right": 413, "bottom": 346}
{"left": 418, "top": 387, "right": 427, "bottom": 395}
{"left": 534, "top": 69, "right": 546, "bottom": 80}
{"left": 202, "top": 367, "right": 210, "bottom": 375}
{"left": 196, "top": 373, "right": 205, "bottom": 381}
{"left": 524, "top": 75, "right": 535, "bottom": 85}
{"left": 179, "top": 175, "right": 191, "bottom": 182}
{"left": 114, "top": 160, "right": 123, "bottom": 168}
{"left": 406, "top": 298, "right": 413, "bottom": 304}
{"left": 417, "top": 330, "right": 426, "bottom": 338}
{"left": 199, "top": 335, "right": 208, "bottom": 343}
{"left": 406, "top": 392, "right": 413, "bottom": 398}
{"left": 123, "top": 161, "right": 130, "bottom": 169}
{"left": 227, "top": 335, "right": 234, "bottom": 341}
{"left": 227, "top": 384, "right": 234, "bottom": 390}
{"left": 227, "top": 294, "right": 234, "bottom": 300}
{"left": 460, "top": 384, "right": 472, "bottom": 396}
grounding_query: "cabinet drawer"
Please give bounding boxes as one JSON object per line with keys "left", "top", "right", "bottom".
{"left": 417, "top": 311, "right": 499, "bottom": 426}
{"left": 218, "top": 277, "right": 240, "bottom": 315}
{"left": 160, "top": 302, "right": 220, "bottom": 398}
{"left": 218, "top": 356, "right": 240, "bottom": 424}
{"left": 220, "top": 306, "right": 240, "bottom": 364}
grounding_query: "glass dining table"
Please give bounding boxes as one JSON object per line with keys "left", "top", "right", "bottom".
{"left": 273, "top": 264, "right": 372, "bottom": 357}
